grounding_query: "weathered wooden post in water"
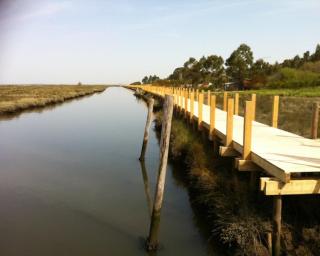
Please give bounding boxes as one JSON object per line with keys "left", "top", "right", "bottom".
{"left": 146, "top": 95, "right": 174, "bottom": 251}
{"left": 139, "top": 98, "right": 154, "bottom": 161}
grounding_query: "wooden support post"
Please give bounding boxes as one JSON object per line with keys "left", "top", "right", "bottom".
{"left": 209, "top": 95, "right": 216, "bottom": 140}
{"left": 226, "top": 98, "right": 234, "bottom": 147}
{"left": 272, "top": 96, "right": 279, "bottom": 128}
{"left": 272, "top": 195, "right": 282, "bottom": 256}
{"left": 190, "top": 90, "right": 194, "bottom": 123}
{"left": 198, "top": 92, "right": 203, "bottom": 130}
{"left": 311, "top": 102, "right": 319, "bottom": 139}
{"left": 139, "top": 98, "right": 154, "bottom": 161}
{"left": 251, "top": 94, "right": 256, "bottom": 120}
{"left": 234, "top": 93, "right": 239, "bottom": 115}
{"left": 147, "top": 95, "right": 174, "bottom": 251}
{"left": 267, "top": 232, "right": 272, "bottom": 255}
{"left": 223, "top": 92, "right": 228, "bottom": 111}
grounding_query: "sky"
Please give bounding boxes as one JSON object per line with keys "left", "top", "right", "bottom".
{"left": 0, "top": 0, "right": 319, "bottom": 84}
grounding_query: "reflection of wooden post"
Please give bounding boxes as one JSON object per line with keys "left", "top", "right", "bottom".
{"left": 209, "top": 95, "right": 216, "bottom": 140}
{"left": 273, "top": 195, "right": 282, "bottom": 256}
{"left": 311, "top": 103, "right": 319, "bottom": 139}
{"left": 226, "top": 98, "right": 234, "bottom": 147}
{"left": 243, "top": 101, "right": 253, "bottom": 160}
{"left": 223, "top": 92, "right": 228, "bottom": 111}
{"left": 272, "top": 96, "right": 279, "bottom": 128}
{"left": 147, "top": 95, "right": 174, "bottom": 251}
{"left": 198, "top": 93, "right": 203, "bottom": 130}
{"left": 234, "top": 93, "right": 239, "bottom": 115}
{"left": 139, "top": 98, "right": 154, "bottom": 161}
{"left": 190, "top": 90, "right": 194, "bottom": 123}
{"left": 139, "top": 160, "right": 152, "bottom": 216}
{"left": 251, "top": 94, "right": 256, "bottom": 120}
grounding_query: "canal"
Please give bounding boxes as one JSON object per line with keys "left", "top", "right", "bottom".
{"left": 0, "top": 87, "right": 220, "bottom": 255}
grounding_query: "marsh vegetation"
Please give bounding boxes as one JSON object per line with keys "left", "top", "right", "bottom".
{"left": 0, "top": 85, "right": 107, "bottom": 115}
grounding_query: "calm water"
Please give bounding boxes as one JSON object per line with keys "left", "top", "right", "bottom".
{"left": 0, "top": 87, "right": 220, "bottom": 255}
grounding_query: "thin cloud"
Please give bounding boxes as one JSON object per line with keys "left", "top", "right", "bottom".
{"left": 0, "top": 1, "right": 72, "bottom": 27}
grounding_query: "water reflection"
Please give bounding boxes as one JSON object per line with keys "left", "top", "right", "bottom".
{"left": 139, "top": 160, "right": 153, "bottom": 217}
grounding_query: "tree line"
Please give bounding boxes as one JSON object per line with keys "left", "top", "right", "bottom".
{"left": 131, "top": 43, "right": 320, "bottom": 89}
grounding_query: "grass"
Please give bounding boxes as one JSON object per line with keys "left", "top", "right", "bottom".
{"left": 209, "top": 87, "right": 320, "bottom": 97}
{"left": 0, "top": 85, "right": 107, "bottom": 114}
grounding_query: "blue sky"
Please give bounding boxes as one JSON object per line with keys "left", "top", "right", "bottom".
{"left": 0, "top": 0, "right": 319, "bottom": 84}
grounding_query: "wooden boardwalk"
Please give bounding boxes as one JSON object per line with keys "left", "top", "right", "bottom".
{"left": 130, "top": 85, "right": 320, "bottom": 195}
{"left": 128, "top": 85, "right": 320, "bottom": 255}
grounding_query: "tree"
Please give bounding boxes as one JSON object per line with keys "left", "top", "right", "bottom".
{"left": 142, "top": 76, "right": 149, "bottom": 84}
{"left": 199, "top": 55, "right": 225, "bottom": 87}
{"left": 311, "top": 44, "right": 320, "bottom": 62}
{"left": 130, "top": 81, "right": 141, "bottom": 85}
{"left": 226, "top": 44, "right": 254, "bottom": 88}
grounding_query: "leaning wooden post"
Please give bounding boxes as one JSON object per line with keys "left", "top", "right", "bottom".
{"left": 234, "top": 93, "right": 239, "bottom": 115}
{"left": 147, "top": 95, "right": 174, "bottom": 251}
{"left": 223, "top": 92, "right": 228, "bottom": 111}
{"left": 209, "top": 95, "right": 216, "bottom": 140}
{"left": 198, "top": 92, "right": 204, "bottom": 130}
{"left": 251, "top": 93, "right": 256, "bottom": 120}
{"left": 226, "top": 98, "right": 234, "bottom": 147}
{"left": 273, "top": 195, "right": 282, "bottom": 256}
{"left": 139, "top": 98, "right": 154, "bottom": 161}
{"left": 190, "top": 90, "right": 194, "bottom": 123}
{"left": 311, "top": 102, "right": 319, "bottom": 139}
{"left": 272, "top": 96, "right": 279, "bottom": 128}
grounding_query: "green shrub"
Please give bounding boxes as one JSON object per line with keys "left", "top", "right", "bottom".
{"left": 267, "top": 68, "right": 320, "bottom": 88}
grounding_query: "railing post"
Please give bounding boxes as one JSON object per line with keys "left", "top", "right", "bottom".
{"left": 209, "top": 95, "right": 216, "bottom": 140}
{"left": 226, "top": 98, "right": 234, "bottom": 147}
{"left": 243, "top": 101, "right": 253, "bottom": 160}
{"left": 190, "top": 90, "right": 194, "bottom": 123}
{"left": 272, "top": 96, "right": 279, "bottom": 128}
{"left": 207, "top": 90, "right": 211, "bottom": 105}
{"left": 234, "top": 93, "right": 239, "bottom": 115}
{"left": 198, "top": 92, "right": 203, "bottom": 130}
{"left": 311, "top": 102, "right": 319, "bottom": 139}
{"left": 184, "top": 89, "right": 188, "bottom": 118}
{"left": 251, "top": 94, "right": 256, "bottom": 120}
{"left": 223, "top": 92, "right": 228, "bottom": 111}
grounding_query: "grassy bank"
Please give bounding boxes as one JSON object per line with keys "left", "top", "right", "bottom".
{"left": 0, "top": 85, "right": 107, "bottom": 114}
{"left": 229, "top": 87, "right": 320, "bottom": 97}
